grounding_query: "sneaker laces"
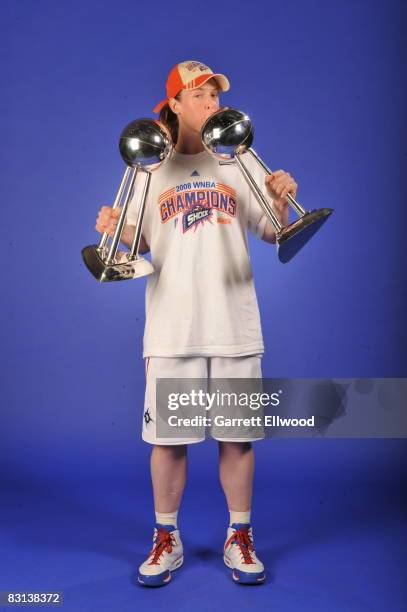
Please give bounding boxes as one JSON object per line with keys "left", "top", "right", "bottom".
{"left": 226, "top": 526, "right": 255, "bottom": 564}
{"left": 148, "top": 528, "right": 176, "bottom": 565}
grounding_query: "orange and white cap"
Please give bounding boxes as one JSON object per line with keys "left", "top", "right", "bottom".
{"left": 152, "top": 60, "right": 230, "bottom": 114}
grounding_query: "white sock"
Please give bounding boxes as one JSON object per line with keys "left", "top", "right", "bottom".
{"left": 155, "top": 509, "right": 178, "bottom": 529}
{"left": 229, "top": 509, "right": 251, "bottom": 526}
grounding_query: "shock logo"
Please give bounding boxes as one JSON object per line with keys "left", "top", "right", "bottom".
{"left": 185, "top": 61, "right": 209, "bottom": 72}
{"left": 182, "top": 205, "right": 213, "bottom": 233}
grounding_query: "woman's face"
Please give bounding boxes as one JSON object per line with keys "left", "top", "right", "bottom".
{"left": 170, "top": 79, "right": 220, "bottom": 134}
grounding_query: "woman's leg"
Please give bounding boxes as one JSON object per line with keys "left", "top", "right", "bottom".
{"left": 218, "top": 441, "right": 254, "bottom": 511}
{"left": 219, "top": 441, "right": 265, "bottom": 584}
{"left": 138, "top": 444, "right": 187, "bottom": 586}
{"left": 150, "top": 444, "right": 188, "bottom": 512}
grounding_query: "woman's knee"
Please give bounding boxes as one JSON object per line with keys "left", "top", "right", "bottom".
{"left": 218, "top": 440, "right": 252, "bottom": 454}
{"left": 153, "top": 444, "right": 187, "bottom": 458}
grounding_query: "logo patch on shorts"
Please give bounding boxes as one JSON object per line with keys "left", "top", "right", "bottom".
{"left": 144, "top": 408, "right": 153, "bottom": 425}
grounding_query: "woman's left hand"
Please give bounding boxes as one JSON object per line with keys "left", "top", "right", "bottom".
{"left": 265, "top": 170, "right": 298, "bottom": 205}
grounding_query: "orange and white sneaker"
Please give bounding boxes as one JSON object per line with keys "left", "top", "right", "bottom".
{"left": 223, "top": 523, "right": 266, "bottom": 584}
{"left": 138, "top": 524, "right": 183, "bottom": 587}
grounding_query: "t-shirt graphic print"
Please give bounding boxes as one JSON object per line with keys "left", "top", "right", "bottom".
{"left": 159, "top": 177, "right": 236, "bottom": 233}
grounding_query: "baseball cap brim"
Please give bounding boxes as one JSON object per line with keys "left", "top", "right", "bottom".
{"left": 152, "top": 73, "right": 230, "bottom": 114}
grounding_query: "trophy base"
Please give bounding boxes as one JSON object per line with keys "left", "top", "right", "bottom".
{"left": 276, "top": 208, "right": 334, "bottom": 263}
{"left": 81, "top": 245, "right": 154, "bottom": 282}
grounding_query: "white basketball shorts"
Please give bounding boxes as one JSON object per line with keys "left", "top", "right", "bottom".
{"left": 142, "top": 355, "right": 265, "bottom": 445}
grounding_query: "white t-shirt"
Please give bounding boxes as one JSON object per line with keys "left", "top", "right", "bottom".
{"left": 126, "top": 148, "right": 274, "bottom": 358}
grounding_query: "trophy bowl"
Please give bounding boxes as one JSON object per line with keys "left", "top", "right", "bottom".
{"left": 119, "top": 118, "right": 173, "bottom": 170}
{"left": 201, "top": 107, "right": 253, "bottom": 161}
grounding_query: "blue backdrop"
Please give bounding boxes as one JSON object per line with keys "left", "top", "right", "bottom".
{"left": 1, "top": 0, "right": 406, "bottom": 610}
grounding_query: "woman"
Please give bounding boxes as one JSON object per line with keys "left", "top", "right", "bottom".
{"left": 96, "top": 60, "right": 298, "bottom": 587}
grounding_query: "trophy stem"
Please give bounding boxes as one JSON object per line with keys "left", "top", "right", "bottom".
{"left": 106, "top": 166, "right": 138, "bottom": 264}
{"left": 98, "top": 166, "right": 132, "bottom": 251}
{"left": 234, "top": 153, "right": 283, "bottom": 233}
{"left": 247, "top": 148, "right": 307, "bottom": 217}
{"left": 129, "top": 171, "right": 152, "bottom": 259}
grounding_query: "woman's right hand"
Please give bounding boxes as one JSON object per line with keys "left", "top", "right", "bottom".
{"left": 94, "top": 205, "right": 149, "bottom": 253}
{"left": 95, "top": 206, "right": 121, "bottom": 236}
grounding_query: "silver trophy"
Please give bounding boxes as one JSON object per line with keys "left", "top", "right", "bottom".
{"left": 82, "top": 119, "right": 173, "bottom": 282}
{"left": 201, "top": 107, "right": 333, "bottom": 263}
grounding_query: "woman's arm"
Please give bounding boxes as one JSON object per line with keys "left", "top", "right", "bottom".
{"left": 120, "top": 223, "right": 150, "bottom": 254}
{"left": 262, "top": 201, "right": 289, "bottom": 244}
{"left": 262, "top": 170, "right": 297, "bottom": 244}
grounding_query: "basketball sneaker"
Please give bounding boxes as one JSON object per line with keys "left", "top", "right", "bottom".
{"left": 138, "top": 524, "right": 183, "bottom": 587}
{"left": 223, "top": 523, "right": 265, "bottom": 584}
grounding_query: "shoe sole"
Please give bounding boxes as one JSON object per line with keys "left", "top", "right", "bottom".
{"left": 224, "top": 554, "right": 265, "bottom": 585}
{"left": 138, "top": 555, "right": 184, "bottom": 587}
